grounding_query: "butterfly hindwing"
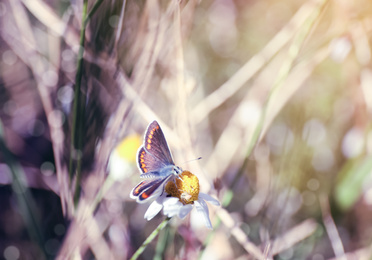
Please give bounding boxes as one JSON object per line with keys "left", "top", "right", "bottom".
{"left": 130, "top": 175, "right": 172, "bottom": 203}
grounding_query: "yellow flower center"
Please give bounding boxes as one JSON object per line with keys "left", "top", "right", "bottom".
{"left": 165, "top": 171, "right": 200, "bottom": 205}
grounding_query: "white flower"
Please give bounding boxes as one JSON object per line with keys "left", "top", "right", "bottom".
{"left": 144, "top": 171, "right": 220, "bottom": 229}
{"left": 108, "top": 135, "right": 140, "bottom": 180}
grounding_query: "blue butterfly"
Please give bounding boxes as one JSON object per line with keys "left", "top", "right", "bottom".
{"left": 130, "top": 121, "right": 182, "bottom": 203}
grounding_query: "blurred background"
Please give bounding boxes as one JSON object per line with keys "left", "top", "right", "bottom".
{"left": 1, "top": 0, "right": 372, "bottom": 259}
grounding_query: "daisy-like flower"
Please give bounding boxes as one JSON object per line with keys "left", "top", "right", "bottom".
{"left": 144, "top": 171, "right": 220, "bottom": 229}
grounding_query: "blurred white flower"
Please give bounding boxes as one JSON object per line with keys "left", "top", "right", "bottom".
{"left": 108, "top": 134, "right": 141, "bottom": 180}
{"left": 144, "top": 171, "right": 220, "bottom": 229}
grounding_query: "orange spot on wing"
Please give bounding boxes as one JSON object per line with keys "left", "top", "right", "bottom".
{"left": 134, "top": 181, "right": 145, "bottom": 195}
{"left": 147, "top": 138, "right": 151, "bottom": 143}
{"left": 141, "top": 192, "right": 149, "bottom": 199}
{"left": 147, "top": 144, "right": 151, "bottom": 150}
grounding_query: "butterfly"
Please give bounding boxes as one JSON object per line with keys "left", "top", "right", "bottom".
{"left": 130, "top": 121, "right": 183, "bottom": 203}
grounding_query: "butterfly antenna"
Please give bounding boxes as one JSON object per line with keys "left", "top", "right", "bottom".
{"left": 179, "top": 157, "right": 202, "bottom": 171}
{"left": 181, "top": 157, "right": 202, "bottom": 165}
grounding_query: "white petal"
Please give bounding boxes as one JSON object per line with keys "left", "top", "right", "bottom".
{"left": 163, "top": 198, "right": 183, "bottom": 218}
{"left": 194, "top": 199, "right": 213, "bottom": 229}
{"left": 163, "top": 197, "right": 180, "bottom": 206}
{"left": 178, "top": 205, "right": 193, "bottom": 219}
{"left": 144, "top": 198, "right": 163, "bottom": 220}
{"left": 198, "top": 193, "right": 220, "bottom": 206}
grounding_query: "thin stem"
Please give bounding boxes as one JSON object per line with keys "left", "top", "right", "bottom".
{"left": 86, "top": 0, "right": 104, "bottom": 24}
{"left": 130, "top": 218, "right": 171, "bottom": 260}
{"left": 69, "top": 0, "right": 104, "bottom": 206}
{"left": 154, "top": 224, "right": 170, "bottom": 260}
{"left": 69, "top": 0, "right": 88, "bottom": 205}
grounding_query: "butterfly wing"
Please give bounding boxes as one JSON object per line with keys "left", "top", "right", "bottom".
{"left": 130, "top": 175, "right": 172, "bottom": 203}
{"left": 137, "top": 121, "right": 175, "bottom": 174}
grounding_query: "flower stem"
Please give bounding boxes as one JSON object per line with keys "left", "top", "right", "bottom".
{"left": 154, "top": 224, "right": 170, "bottom": 260}
{"left": 130, "top": 217, "right": 171, "bottom": 260}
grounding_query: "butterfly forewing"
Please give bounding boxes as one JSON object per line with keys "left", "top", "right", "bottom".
{"left": 143, "top": 121, "right": 174, "bottom": 165}
{"left": 137, "top": 147, "right": 169, "bottom": 174}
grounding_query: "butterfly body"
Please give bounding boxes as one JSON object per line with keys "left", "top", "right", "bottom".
{"left": 140, "top": 165, "right": 182, "bottom": 179}
{"left": 130, "top": 121, "right": 182, "bottom": 203}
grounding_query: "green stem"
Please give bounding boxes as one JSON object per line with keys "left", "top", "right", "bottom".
{"left": 154, "top": 224, "right": 170, "bottom": 260}
{"left": 69, "top": 0, "right": 104, "bottom": 207}
{"left": 86, "top": 0, "right": 104, "bottom": 23}
{"left": 69, "top": 0, "right": 88, "bottom": 206}
{"left": 130, "top": 218, "right": 171, "bottom": 260}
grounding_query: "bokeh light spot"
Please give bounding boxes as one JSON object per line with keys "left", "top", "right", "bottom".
{"left": 302, "top": 190, "right": 316, "bottom": 206}
{"left": 40, "top": 162, "right": 55, "bottom": 176}
{"left": 329, "top": 37, "right": 351, "bottom": 63}
{"left": 307, "top": 178, "right": 320, "bottom": 191}
{"left": 109, "top": 15, "right": 120, "bottom": 28}
{"left": 51, "top": 129, "right": 64, "bottom": 144}
{"left": 342, "top": 127, "right": 364, "bottom": 158}
{"left": 42, "top": 70, "right": 58, "bottom": 87}
{"left": 61, "top": 59, "right": 77, "bottom": 73}
{"left": 312, "top": 146, "right": 334, "bottom": 172}
{"left": 45, "top": 239, "right": 60, "bottom": 255}
{"left": 54, "top": 224, "right": 65, "bottom": 236}
{"left": 2, "top": 50, "right": 17, "bottom": 66}
{"left": 57, "top": 85, "right": 74, "bottom": 105}
{"left": 48, "top": 110, "right": 65, "bottom": 128}
{"left": 62, "top": 49, "right": 75, "bottom": 61}
{"left": 266, "top": 123, "right": 294, "bottom": 154}
{"left": 238, "top": 100, "right": 261, "bottom": 126}
{"left": 109, "top": 224, "right": 126, "bottom": 245}
{"left": 3, "top": 245, "right": 20, "bottom": 260}
{"left": 302, "top": 119, "right": 326, "bottom": 147}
